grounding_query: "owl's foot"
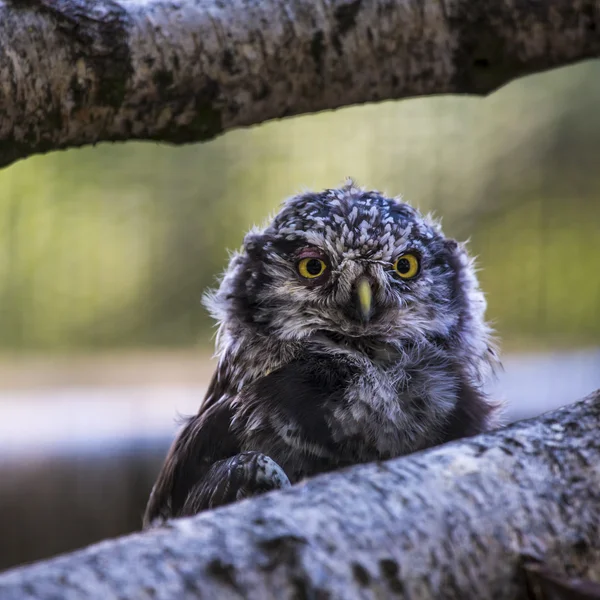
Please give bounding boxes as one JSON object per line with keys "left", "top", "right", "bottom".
{"left": 181, "top": 451, "right": 291, "bottom": 515}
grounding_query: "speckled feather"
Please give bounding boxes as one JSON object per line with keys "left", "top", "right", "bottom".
{"left": 144, "top": 181, "right": 501, "bottom": 528}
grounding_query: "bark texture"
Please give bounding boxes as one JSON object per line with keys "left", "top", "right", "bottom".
{"left": 0, "top": 390, "right": 599, "bottom": 599}
{"left": 1, "top": 0, "right": 600, "bottom": 169}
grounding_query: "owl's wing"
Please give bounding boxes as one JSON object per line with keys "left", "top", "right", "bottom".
{"left": 143, "top": 364, "right": 241, "bottom": 528}
{"left": 144, "top": 353, "right": 352, "bottom": 527}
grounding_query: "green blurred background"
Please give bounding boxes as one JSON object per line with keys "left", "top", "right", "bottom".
{"left": 1, "top": 61, "right": 599, "bottom": 572}
{"left": 2, "top": 61, "right": 600, "bottom": 354}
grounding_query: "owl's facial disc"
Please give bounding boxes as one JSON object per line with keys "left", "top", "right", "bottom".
{"left": 208, "top": 185, "right": 491, "bottom": 358}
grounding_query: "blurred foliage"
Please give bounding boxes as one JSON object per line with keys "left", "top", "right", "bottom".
{"left": 1, "top": 61, "right": 599, "bottom": 352}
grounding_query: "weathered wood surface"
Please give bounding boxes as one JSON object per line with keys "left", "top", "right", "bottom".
{"left": 0, "top": 390, "right": 598, "bottom": 600}
{"left": 1, "top": 0, "right": 600, "bottom": 169}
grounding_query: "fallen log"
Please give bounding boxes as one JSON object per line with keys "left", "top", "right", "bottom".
{"left": 1, "top": 0, "right": 600, "bottom": 169}
{"left": 1, "top": 389, "right": 599, "bottom": 599}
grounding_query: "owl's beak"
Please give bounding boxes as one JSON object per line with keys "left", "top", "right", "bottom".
{"left": 355, "top": 277, "right": 373, "bottom": 323}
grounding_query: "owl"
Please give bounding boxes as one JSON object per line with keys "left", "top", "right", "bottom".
{"left": 143, "top": 182, "right": 500, "bottom": 528}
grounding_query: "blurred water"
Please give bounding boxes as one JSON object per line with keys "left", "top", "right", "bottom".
{"left": 0, "top": 386, "right": 200, "bottom": 458}
{"left": 490, "top": 348, "right": 600, "bottom": 422}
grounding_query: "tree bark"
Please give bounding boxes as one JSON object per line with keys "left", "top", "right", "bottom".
{"left": 0, "top": 0, "right": 599, "bottom": 169}
{"left": 0, "top": 389, "right": 598, "bottom": 599}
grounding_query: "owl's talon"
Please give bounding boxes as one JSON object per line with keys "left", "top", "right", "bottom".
{"left": 181, "top": 451, "right": 291, "bottom": 515}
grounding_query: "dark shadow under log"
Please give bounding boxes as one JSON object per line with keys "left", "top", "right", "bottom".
{"left": 0, "top": 390, "right": 599, "bottom": 599}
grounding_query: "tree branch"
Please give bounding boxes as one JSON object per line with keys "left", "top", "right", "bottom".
{"left": 0, "top": 390, "right": 599, "bottom": 599}
{"left": 1, "top": 0, "right": 599, "bottom": 169}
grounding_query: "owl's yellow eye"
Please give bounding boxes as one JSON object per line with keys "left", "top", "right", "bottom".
{"left": 298, "top": 257, "right": 327, "bottom": 279}
{"left": 393, "top": 253, "right": 420, "bottom": 279}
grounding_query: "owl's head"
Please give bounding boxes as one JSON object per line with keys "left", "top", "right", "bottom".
{"left": 206, "top": 183, "right": 495, "bottom": 381}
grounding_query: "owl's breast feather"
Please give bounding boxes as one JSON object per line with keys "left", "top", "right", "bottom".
{"left": 330, "top": 351, "right": 460, "bottom": 457}
{"left": 235, "top": 341, "right": 460, "bottom": 474}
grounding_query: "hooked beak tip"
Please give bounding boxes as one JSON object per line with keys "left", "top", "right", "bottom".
{"left": 356, "top": 278, "right": 373, "bottom": 322}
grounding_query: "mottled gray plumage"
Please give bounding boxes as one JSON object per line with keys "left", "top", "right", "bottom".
{"left": 144, "top": 181, "right": 500, "bottom": 528}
